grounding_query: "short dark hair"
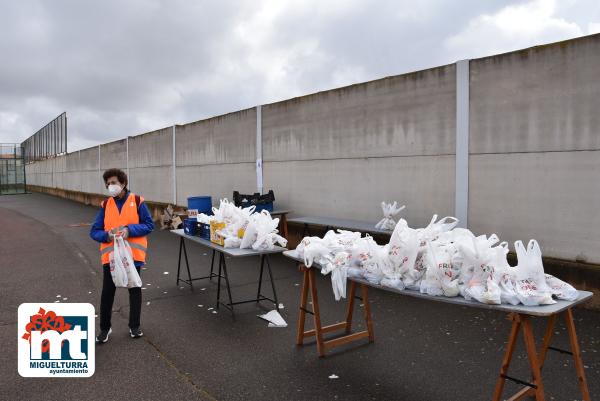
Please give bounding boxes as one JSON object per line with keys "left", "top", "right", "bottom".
{"left": 102, "top": 168, "right": 128, "bottom": 188}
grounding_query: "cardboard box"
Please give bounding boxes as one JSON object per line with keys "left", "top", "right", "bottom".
{"left": 210, "top": 221, "right": 226, "bottom": 246}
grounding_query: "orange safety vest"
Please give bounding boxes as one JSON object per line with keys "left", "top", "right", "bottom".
{"left": 99, "top": 192, "right": 148, "bottom": 265}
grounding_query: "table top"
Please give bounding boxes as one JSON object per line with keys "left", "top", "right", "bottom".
{"left": 283, "top": 251, "right": 593, "bottom": 317}
{"left": 287, "top": 216, "right": 393, "bottom": 235}
{"left": 171, "top": 229, "right": 287, "bottom": 257}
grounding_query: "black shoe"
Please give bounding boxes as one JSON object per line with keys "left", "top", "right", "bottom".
{"left": 96, "top": 328, "right": 112, "bottom": 343}
{"left": 129, "top": 327, "right": 143, "bottom": 338}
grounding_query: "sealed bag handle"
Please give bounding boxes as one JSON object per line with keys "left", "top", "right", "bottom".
{"left": 514, "top": 240, "right": 527, "bottom": 261}
{"left": 527, "top": 239, "right": 542, "bottom": 258}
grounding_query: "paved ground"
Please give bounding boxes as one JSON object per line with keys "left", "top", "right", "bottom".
{"left": 1, "top": 192, "right": 598, "bottom": 401}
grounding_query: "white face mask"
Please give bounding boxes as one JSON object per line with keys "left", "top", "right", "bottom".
{"left": 107, "top": 184, "right": 122, "bottom": 197}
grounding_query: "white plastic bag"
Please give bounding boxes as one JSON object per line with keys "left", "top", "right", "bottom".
{"left": 387, "top": 219, "right": 419, "bottom": 280}
{"left": 110, "top": 236, "right": 142, "bottom": 288}
{"left": 224, "top": 236, "right": 242, "bottom": 248}
{"left": 375, "top": 201, "right": 406, "bottom": 231}
{"left": 329, "top": 252, "right": 350, "bottom": 300}
{"left": 240, "top": 216, "right": 259, "bottom": 249}
{"left": 251, "top": 210, "right": 288, "bottom": 250}
{"left": 459, "top": 235, "right": 501, "bottom": 304}
{"left": 109, "top": 239, "right": 128, "bottom": 288}
{"left": 514, "top": 240, "right": 555, "bottom": 306}
{"left": 350, "top": 236, "right": 386, "bottom": 284}
{"left": 545, "top": 274, "right": 578, "bottom": 301}
{"left": 420, "top": 243, "right": 459, "bottom": 297}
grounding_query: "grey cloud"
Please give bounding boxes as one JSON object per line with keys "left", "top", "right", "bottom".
{"left": 0, "top": 0, "right": 598, "bottom": 150}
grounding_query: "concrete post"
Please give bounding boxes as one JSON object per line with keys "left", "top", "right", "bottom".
{"left": 172, "top": 125, "right": 177, "bottom": 205}
{"left": 256, "top": 105, "right": 263, "bottom": 194}
{"left": 126, "top": 136, "right": 130, "bottom": 190}
{"left": 455, "top": 59, "right": 470, "bottom": 228}
{"left": 98, "top": 145, "right": 101, "bottom": 194}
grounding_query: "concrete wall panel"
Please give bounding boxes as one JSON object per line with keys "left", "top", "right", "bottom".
{"left": 262, "top": 65, "right": 456, "bottom": 161}
{"left": 176, "top": 164, "right": 256, "bottom": 207}
{"left": 129, "top": 166, "right": 173, "bottom": 204}
{"left": 175, "top": 109, "right": 256, "bottom": 167}
{"left": 263, "top": 156, "right": 455, "bottom": 228}
{"left": 99, "top": 139, "right": 127, "bottom": 170}
{"left": 469, "top": 151, "right": 600, "bottom": 263}
{"left": 470, "top": 34, "right": 600, "bottom": 154}
{"left": 129, "top": 127, "right": 173, "bottom": 168}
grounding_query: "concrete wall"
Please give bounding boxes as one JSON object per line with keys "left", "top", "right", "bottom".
{"left": 469, "top": 34, "right": 600, "bottom": 263}
{"left": 175, "top": 108, "right": 257, "bottom": 203}
{"left": 24, "top": 33, "right": 600, "bottom": 265}
{"left": 262, "top": 64, "right": 456, "bottom": 227}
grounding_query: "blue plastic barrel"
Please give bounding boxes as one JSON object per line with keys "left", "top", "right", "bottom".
{"left": 187, "top": 196, "right": 212, "bottom": 214}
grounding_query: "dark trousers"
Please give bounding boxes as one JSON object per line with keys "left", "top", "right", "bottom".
{"left": 100, "top": 264, "right": 142, "bottom": 331}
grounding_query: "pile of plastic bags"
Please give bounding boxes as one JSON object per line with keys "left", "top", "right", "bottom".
{"left": 294, "top": 215, "right": 578, "bottom": 305}
{"left": 198, "top": 199, "right": 287, "bottom": 250}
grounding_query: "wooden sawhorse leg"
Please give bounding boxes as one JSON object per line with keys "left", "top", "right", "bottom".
{"left": 295, "top": 264, "right": 374, "bottom": 357}
{"left": 492, "top": 308, "right": 590, "bottom": 401}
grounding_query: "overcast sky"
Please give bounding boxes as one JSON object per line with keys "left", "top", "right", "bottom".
{"left": 0, "top": 0, "right": 599, "bottom": 151}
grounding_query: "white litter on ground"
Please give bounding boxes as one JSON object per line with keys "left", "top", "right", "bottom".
{"left": 141, "top": 287, "right": 147, "bottom": 290}
{"left": 200, "top": 288, "right": 206, "bottom": 291}
{"left": 163, "top": 272, "right": 169, "bottom": 275}
{"left": 63, "top": 298, "right": 68, "bottom": 300}
{"left": 88, "top": 291, "right": 92, "bottom": 294}
{"left": 212, "top": 311, "right": 217, "bottom": 314}
{"left": 146, "top": 301, "right": 151, "bottom": 305}
{"left": 163, "top": 291, "right": 168, "bottom": 294}
{"left": 278, "top": 303, "right": 285, "bottom": 309}
{"left": 329, "top": 374, "right": 339, "bottom": 379}
{"left": 208, "top": 307, "right": 214, "bottom": 310}
{"left": 54, "top": 300, "right": 60, "bottom": 303}
{"left": 258, "top": 310, "right": 288, "bottom": 327}
{"left": 197, "top": 305, "right": 203, "bottom": 308}
{"left": 56, "top": 295, "right": 61, "bottom": 298}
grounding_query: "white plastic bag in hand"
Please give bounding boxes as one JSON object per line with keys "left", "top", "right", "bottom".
{"left": 118, "top": 236, "right": 142, "bottom": 288}
{"left": 375, "top": 201, "right": 406, "bottom": 231}
{"left": 109, "top": 239, "right": 129, "bottom": 288}
{"left": 514, "top": 240, "right": 555, "bottom": 306}
{"left": 110, "top": 236, "right": 142, "bottom": 288}
{"left": 545, "top": 274, "right": 578, "bottom": 301}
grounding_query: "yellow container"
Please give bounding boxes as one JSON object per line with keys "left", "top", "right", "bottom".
{"left": 237, "top": 228, "right": 246, "bottom": 239}
{"left": 210, "top": 221, "right": 226, "bottom": 246}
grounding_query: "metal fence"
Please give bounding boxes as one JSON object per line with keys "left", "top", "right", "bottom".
{"left": 0, "top": 144, "right": 27, "bottom": 195}
{"left": 21, "top": 112, "right": 67, "bottom": 163}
